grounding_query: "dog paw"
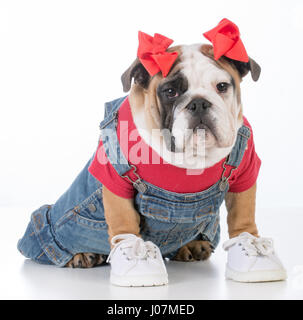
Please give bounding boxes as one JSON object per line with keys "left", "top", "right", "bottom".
{"left": 65, "top": 253, "right": 107, "bottom": 268}
{"left": 172, "top": 240, "right": 213, "bottom": 262}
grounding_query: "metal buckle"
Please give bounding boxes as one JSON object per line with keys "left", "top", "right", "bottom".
{"left": 219, "top": 158, "right": 236, "bottom": 192}
{"left": 121, "top": 165, "right": 147, "bottom": 193}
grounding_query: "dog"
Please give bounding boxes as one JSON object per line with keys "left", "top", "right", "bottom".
{"left": 18, "top": 20, "right": 287, "bottom": 285}
{"left": 67, "top": 40, "right": 261, "bottom": 264}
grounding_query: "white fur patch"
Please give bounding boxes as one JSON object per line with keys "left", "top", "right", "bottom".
{"left": 180, "top": 44, "right": 231, "bottom": 92}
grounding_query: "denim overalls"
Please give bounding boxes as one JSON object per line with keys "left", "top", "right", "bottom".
{"left": 17, "top": 96, "right": 251, "bottom": 267}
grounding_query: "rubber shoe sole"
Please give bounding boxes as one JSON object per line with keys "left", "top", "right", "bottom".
{"left": 225, "top": 264, "right": 287, "bottom": 283}
{"left": 110, "top": 273, "right": 169, "bottom": 287}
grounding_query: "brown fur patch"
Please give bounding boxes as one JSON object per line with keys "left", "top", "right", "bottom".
{"left": 200, "top": 44, "right": 243, "bottom": 123}
{"left": 225, "top": 183, "right": 258, "bottom": 238}
{"left": 65, "top": 253, "right": 107, "bottom": 268}
{"left": 129, "top": 45, "right": 184, "bottom": 134}
{"left": 173, "top": 240, "right": 213, "bottom": 262}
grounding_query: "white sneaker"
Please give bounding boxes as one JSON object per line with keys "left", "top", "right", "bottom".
{"left": 106, "top": 234, "right": 168, "bottom": 287}
{"left": 223, "top": 232, "right": 287, "bottom": 282}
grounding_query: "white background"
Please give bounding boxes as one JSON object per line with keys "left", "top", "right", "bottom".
{"left": 0, "top": 0, "right": 303, "bottom": 300}
{"left": 1, "top": 0, "right": 303, "bottom": 209}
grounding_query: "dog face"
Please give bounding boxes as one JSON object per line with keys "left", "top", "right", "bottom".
{"left": 157, "top": 44, "right": 243, "bottom": 153}
{"left": 121, "top": 44, "right": 260, "bottom": 169}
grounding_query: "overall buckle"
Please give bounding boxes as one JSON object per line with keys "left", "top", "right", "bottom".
{"left": 219, "top": 157, "right": 236, "bottom": 192}
{"left": 121, "top": 165, "right": 147, "bottom": 193}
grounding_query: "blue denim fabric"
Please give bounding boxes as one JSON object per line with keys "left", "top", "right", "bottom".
{"left": 17, "top": 96, "right": 250, "bottom": 266}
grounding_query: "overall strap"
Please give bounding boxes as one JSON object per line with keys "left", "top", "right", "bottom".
{"left": 99, "top": 96, "right": 148, "bottom": 193}
{"left": 226, "top": 124, "right": 251, "bottom": 167}
{"left": 99, "top": 96, "right": 132, "bottom": 176}
{"left": 218, "top": 124, "right": 251, "bottom": 192}
{"left": 103, "top": 96, "right": 128, "bottom": 119}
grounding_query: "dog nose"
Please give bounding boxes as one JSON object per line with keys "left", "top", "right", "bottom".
{"left": 186, "top": 98, "right": 212, "bottom": 114}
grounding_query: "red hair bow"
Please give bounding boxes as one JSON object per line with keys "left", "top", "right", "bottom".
{"left": 203, "top": 18, "right": 249, "bottom": 63}
{"left": 137, "top": 31, "right": 178, "bottom": 78}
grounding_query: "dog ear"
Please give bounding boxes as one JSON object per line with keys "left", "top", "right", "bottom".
{"left": 224, "top": 56, "right": 261, "bottom": 82}
{"left": 121, "top": 58, "right": 150, "bottom": 92}
{"left": 200, "top": 44, "right": 261, "bottom": 82}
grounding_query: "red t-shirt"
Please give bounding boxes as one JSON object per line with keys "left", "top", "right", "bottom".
{"left": 89, "top": 97, "right": 261, "bottom": 199}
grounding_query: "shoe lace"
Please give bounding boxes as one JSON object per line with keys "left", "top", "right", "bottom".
{"left": 106, "top": 234, "right": 158, "bottom": 263}
{"left": 223, "top": 232, "right": 274, "bottom": 257}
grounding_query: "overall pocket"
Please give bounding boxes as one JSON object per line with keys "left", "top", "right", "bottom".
{"left": 136, "top": 192, "right": 219, "bottom": 255}
{"left": 137, "top": 193, "right": 216, "bottom": 223}
{"left": 54, "top": 195, "right": 111, "bottom": 255}
{"left": 139, "top": 216, "right": 213, "bottom": 254}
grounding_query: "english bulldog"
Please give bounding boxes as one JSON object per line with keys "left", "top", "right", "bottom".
{"left": 67, "top": 25, "right": 286, "bottom": 285}
{"left": 18, "top": 19, "right": 287, "bottom": 286}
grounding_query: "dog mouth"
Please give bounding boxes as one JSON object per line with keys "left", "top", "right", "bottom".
{"left": 165, "top": 125, "right": 216, "bottom": 153}
{"left": 194, "top": 123, "right": 210, "bottom": 132}
{"left": 193, "top": 120, "right": 217, "bottom": 140}
{"left": 163, "top": 118, "right": 218, "bottom": 153}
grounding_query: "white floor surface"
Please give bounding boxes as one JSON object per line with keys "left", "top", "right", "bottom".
{"left": 1, "top": 206, "right": 303, "bottom": 300}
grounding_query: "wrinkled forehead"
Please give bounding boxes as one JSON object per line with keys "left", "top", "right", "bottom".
{"left": 178, "top": 44, "right": 232, "bottom": 87}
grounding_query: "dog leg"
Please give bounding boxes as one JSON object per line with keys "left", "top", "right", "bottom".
{"left": 102, "top": 186, "right": 141, "bottom": 244}
{"left": 225, "top": 183, "right": 258, "bottom": 238}
{"left": 172, "top": 240, "right": 213, "bottom": 262}
{"left": 65, "top": 253, "right": 107, "bottom": 268}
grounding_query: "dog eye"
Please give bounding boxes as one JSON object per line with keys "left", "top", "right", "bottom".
{"left": 216, "top": 82, "right": 230, "bottom": 93}
{"left": 164, "top": 88, "right": 179, "bottom": 99}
